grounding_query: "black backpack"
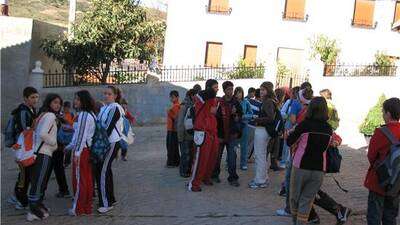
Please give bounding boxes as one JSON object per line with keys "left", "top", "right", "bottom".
{"left": 375, "top": 126, "right": 400, "bottom": 197}
{"left": 265, "top": 105, "right": 284, "bottom": 138}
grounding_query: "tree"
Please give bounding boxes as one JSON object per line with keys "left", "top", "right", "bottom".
{"left": 41, "top": 0, "right": 166, "bottom": 83}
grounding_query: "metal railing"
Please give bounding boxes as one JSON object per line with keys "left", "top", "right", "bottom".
{"left": 159, "top": 64, "right": 265, "bottom": 82}
{"left": 323, "top": 64, "right": 398, "bottom": 77}
{"left": 276, "top": 73, "right": 309, "bottom": 88}
{"left": 43, "top": 68, "right": 147, "bottom": 88}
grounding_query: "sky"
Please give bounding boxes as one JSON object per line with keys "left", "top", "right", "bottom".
{"left": 140, "top": 0, "right": 167, "bottom": 11}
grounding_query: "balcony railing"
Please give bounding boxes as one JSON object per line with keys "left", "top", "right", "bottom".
{"left": 205, "top": 4, "right": 232, "bottom": 15}
{"left": 282, "top": 11, "right": 309, "bottom": 22}
{"left": 323, "top": 64, "right": 398, "bottom": 77}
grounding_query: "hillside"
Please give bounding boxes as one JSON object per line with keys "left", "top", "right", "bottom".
{"left": 8, "top": 0, "right": 167, "bottom": 27}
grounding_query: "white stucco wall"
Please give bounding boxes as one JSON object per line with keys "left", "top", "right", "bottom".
{"left": 163, "top": 0, "right": 400, "bottom": 68}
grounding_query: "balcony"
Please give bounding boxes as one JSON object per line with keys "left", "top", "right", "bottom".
{"left": 282, "top": 11, "right": 309, "bottom": 22}
{"left": 351, "top": 19, "right": 377, "bottom": 29}
{"left": 205, "top": 4, "right": 232, "bottom": 15}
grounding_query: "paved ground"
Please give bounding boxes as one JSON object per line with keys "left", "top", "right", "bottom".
{"left": 1, "top": 125, "right": 376, "bottom": 225}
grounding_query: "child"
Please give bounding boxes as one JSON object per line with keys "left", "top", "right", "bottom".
{"left": 166, "top": 90, "right": 181, "bottom": 167}
{"left": 365, "top": 97, "right": 400, "bottom": 225}
{"left": 8, "top": 87, "right": 39, "bottom": 210}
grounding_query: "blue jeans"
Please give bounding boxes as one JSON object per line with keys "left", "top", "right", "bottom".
{"left": 367, "top": 191, "right": 399, "bottom": 225}
{"left": 240, "top": 124, "right": 250, "bottom": 168}
{"left": 213, "top": 140, "right": 239, "bottom": 182}
{"left": 285, "top": 156, "right": 293, "bottom": 212}
{"left": 280, "top": 140, "right": 290, "bottom": 167}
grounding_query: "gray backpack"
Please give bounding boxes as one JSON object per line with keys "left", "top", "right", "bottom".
{"left": 375, "top": 126, "right": 400, "bottom": 197}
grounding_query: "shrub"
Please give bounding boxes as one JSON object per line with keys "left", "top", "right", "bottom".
{"left": 309, "top": 34, "right": 340, "bottom": 65}
{"left": 359, "top": 94, "right": 386, "bottom": 136}
{"left": 225, "top": 59, "right": 265, "bottom": 79}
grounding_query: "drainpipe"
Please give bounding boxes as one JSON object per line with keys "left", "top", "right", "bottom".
{"left": 68, "top": 0, "right": 76, "bottom": 41}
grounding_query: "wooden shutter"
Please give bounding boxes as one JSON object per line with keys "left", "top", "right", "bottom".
{"left": 243, "top": 45, "right": 257, "bottom": 66}
{"left": 395, "top": 1, "right": 400, "bottom": 23}
{"left": 284, "top": 0, "right": 305, "bottom": 19}
{"left": 205, "top": 42, "right": 222, "bottom": 67}
{"left": 353, "top": 0, "right": 375, "bottom": 27}
{"left": 209, "top": 0, "right": 229, "bottom": 12}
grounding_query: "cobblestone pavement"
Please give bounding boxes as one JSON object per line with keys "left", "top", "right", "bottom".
{"left": 0, "top": 125, "right": 384, "bottom": 225}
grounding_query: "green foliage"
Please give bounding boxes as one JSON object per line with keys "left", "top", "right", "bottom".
{"left": 359, "top": 94, "right": 386, "bottom": 136}
{"left": 309, "top": 34, "right": 340, "bottom": 65}
{"left": 277, "top": 61, "right": 291, "bottom": 78}
{"left": 374, "top": 51, "right": 394, "bottom": 67}
{"left": 41, "top": 0, "right": 165, "bottom": 83}
{"left": 225, "top": 59, "right": 265, "bottom": 79}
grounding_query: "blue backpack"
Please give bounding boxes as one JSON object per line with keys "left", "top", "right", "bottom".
{"left": 4, "top": 114, "right": 18, "bottom": 147}
{"left": 90, "top": 114, "right": 111, "bottom": 164}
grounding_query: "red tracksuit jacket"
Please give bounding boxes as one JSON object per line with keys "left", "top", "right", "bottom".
{"left": 194, "top": 89, "right": 218, "bottom": 135}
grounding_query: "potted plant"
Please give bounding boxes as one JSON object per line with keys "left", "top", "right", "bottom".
{"left": 308, "top": 34, "right": 341, "bottom": 76}
{"left": 359, "top": 94, "right": 386, "bottom": 145}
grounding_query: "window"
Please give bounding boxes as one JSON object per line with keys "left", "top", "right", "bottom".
{"left": 283, "top": 0, "right": 307, "bottom": 21}
{"left": 208, "top": 0, "right": 231, "bottom": 14}
{"left": 243, "top": 45, "right": 257, "bottom": 66}
{"left": 352, "top": 0, "right": 375, "bottom": 28}
{"left": 205, "top": 42, "right": 223, "bottom": 67}
{"left": 393, "top": 1, "right": 400, "bottom": 31}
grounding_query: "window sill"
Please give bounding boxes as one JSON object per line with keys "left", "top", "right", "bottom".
{"left": 392, "top": 22, "right": 400, "bottom": 32}
{"left": 351, "top": 20, "right": 377, "bottom": 29}
{"left": 282, "top": 13, "right": 309, "bottom": 22}
{"left": 205, "top": 5, "right": 232, "bottom": 15}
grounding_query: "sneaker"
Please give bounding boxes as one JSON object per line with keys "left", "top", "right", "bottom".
{"left": 121, "top": 156, "right": 128, "bottom": 161}
{"left": 212, "top": 177, "right": 221, "bottom": 183}
{"left": 97, "top": 206, "right": 114, "bottom": 214}
{"left": 7, "top": 196, "right": 17, "bottom": 204}
{"left": 240, "top": 166, "right": 248, "bottom": 171}
{"left": 26, "top": 212, "right": 41, "bottom": 221}
{"left": 337, "top": 207, "right": 352, "bottom": 225}
{"left": 189, "top": 186, "right": 202, "bottom": 192}
{"left": 229, "top": 180, "right": 240, "bottom": 187}
{"left": 308, "top": 215, "right": 321, "bottom": 224}
{"left": 68, "top": 209, "right": 76, "bottom": 216}
{"left": 248, "top": 180, "right": 268, "bottom": 189}
{"left": 278, "top": 186, "right": 287, "bottom": 197}
{"left": 15, "top": 201, "right": 28, "bottom": 210}
{"left": 276, "top": 208, "right": 291, "bottom": 217}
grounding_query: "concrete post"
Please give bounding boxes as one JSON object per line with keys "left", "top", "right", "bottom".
{"left": 30, "top": 61, "right": 44, "bottom": 90}
{"left": 146, "top": 70, "right": 160, "bottom": 86}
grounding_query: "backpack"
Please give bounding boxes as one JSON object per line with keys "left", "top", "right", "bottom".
{"left": 265, "top": 105, "right": 285, "bottom": 138}
{"left": 4, "top": 114, "right": 18, "bottom": 148}
{"left": 326, "top": 146, "right": 342, "bottom": 173}
{"left": 375, "top": 126, "right": 400, "bottom": 197}
{"left": 90, "top": 114, "right": 111, "bottom": 164}
{"left": 184, "top": 106, "right": 195, "bottom": 134}
{"left": 57, "top": 124, "right": 74, "bottom": 145}
{"left": 14, "top": 114, "right": 51, "bottom": 167}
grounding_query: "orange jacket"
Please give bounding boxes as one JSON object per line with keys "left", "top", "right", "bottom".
{"left": 167, "top": 102, "right": 180, "bottom": 131}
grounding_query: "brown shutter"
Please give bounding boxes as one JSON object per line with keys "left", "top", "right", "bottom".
{"left": 285, "top": 0, "right": 305, "bottom": 19}
{"left": 353, "top": 0, "right": 375, "bottom": 27}
{"left": 205, "top": 42, "right": 223, "bottom": 67}
{"left": 395, "top": 1, "right": 400, "bottom": 23}
{"left": 209, "top": 0, "right": 229, "bottom": 12}
{"left": 243, "top": 45, "right": 257, "bottom": 66}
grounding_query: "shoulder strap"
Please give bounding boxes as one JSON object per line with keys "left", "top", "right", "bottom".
{"left": 380, "top": 126, "right": 400, "bottom": 145}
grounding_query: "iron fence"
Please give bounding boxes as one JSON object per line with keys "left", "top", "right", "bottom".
{"left": 43, "top": 68, "right": 147, "bottom": 88}
{"left": 323, "top": 64, "right": 398, "bottom": 77}
{"left": 276, "top": 73, "right": 309, "bottom": 88}
{"left": 159, "top": 64, "right": 265, "bottom": 82}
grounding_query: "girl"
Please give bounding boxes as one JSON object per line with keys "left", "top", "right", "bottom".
{"left": 248, "top": 82, "right": 276, "bottom": 189}
{"left": 27, "top": 94, "right": 61, "bottom": 221}
{"left": 234, "top": 87, "right": 253, "bottom": 170}
{"left": 287, "top": 97, "right": 333, "bottom": 225}
{"left": 95, "top": 86, "right": 125, "bottom": 213}
{"left": 65, "top": 90, "right": 96, "bottom": 216}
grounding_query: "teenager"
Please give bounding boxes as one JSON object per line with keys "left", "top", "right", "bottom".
{"left": 65, "top": 90, "right": 96, "bottom": 216}
{"left": 246, "top": 87, "right": 256, "bottom": 100}
{"left": 177, "top": 89, "right": 197, "bottom": 177}
{"left": 212, "top": 81, "right": 243, "bottom": 187}
{"left": 27, "top": 93, "right": 61, "bottom": 221}
{"left": 166, "top": 90, "right": 181, "bottom": 167}
{"left": 234, "top": 87, "right": 253, "bottom": 170}
{"left": 365, "top": 97, "right": 400, "bottom": 225}
{"left": 188, "top": 79, "right": 219, "bottom": 192}
{"left": 249, "top": 82, "right": 276, "bottom": 189}
{"left": 95, "top": 86, "right": 125, "bottom": 213}
{"left": 247, "top": 89, "right": 262, "bottom": 161}
{"left": 9, "top": 87, "right": 39, "bottom": 210}
{"left": 287, "top": 97, "right": 333, "bottom": 225}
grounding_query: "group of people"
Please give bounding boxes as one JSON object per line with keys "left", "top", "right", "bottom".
{"left": 6, "top": 85, "right": 135, "bottom": 221}
{"left": 165, "top": 79, "right": 400, "bottom": 225}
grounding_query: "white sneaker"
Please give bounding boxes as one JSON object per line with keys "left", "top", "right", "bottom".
{"left": 15, "top": 201, "right": 27, "bottom": 210}
{"left": 97, "top": 206, "right": 114, "bottom": 214}
{"left": 68, "top": 208, "right": 76, "bottom": 216}
{"left": 26, "top": 212, "right": 41, "bottom": 221}
{"left": 42, "top": 212, "right": 49, "bottom": 219}
{"left": 276, "top": 208, "right": 291, "bottom": 217}
{"left": 7, "top": 196, "right": 17, "bottom": 204}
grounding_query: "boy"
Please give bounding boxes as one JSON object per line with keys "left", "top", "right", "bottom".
{"left": 212, "top": 81, "right": 243, "bottom": 187}
{"left": 365, "top": 97, "right": 400, "bottom": 225}
{"left": 166, "top": 90, "right": 181, "bottom": 167}
{"left": 9, "top": 87, "right": 39, "bottom": 209}
{"left": 246, "top": 87, "right": 256, "bottom": 100}
{"left": 188, "top": 79, "right": 219, "bottom": 192}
